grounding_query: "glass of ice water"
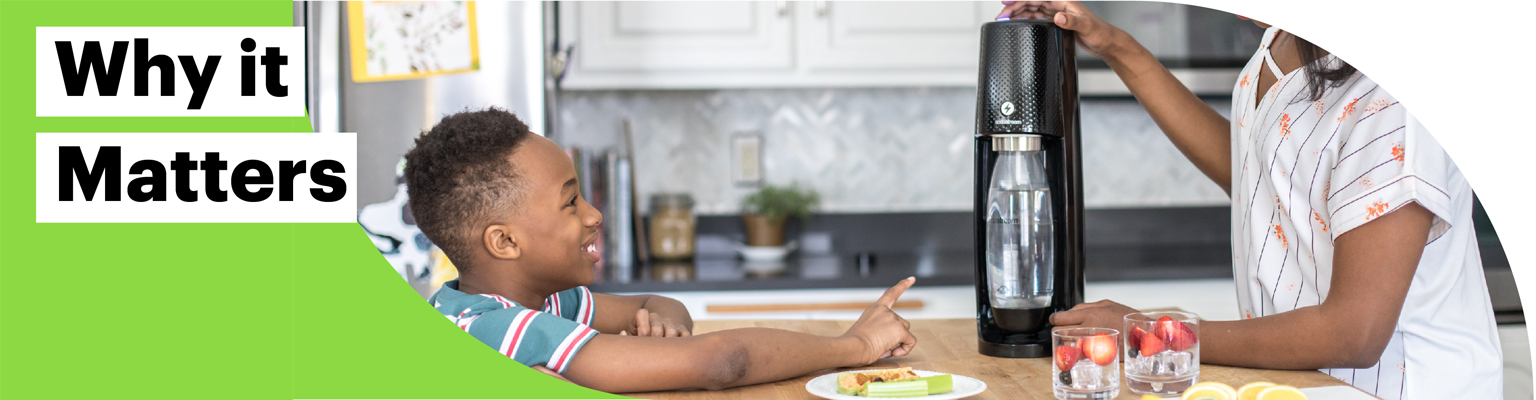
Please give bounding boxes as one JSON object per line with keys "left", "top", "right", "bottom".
{"left": 1051, "top": 327, "right": 1120, "bottom": 400}
{"left": 1123, "top": 311, "right": 1201, "bottom": 397}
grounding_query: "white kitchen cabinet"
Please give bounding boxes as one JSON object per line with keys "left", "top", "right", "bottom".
{"left": 558, "top": 1, "right": 995, "bottom": 89}
{"left": 564, "top": 2, "right": 794, "bottom": 74}
{"left": 796, "top": 2, "right": 994, "bottom": 72}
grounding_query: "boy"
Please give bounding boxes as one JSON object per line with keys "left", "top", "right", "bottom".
{"left": 403, "top": 107, "right": 918, "bottom": 393}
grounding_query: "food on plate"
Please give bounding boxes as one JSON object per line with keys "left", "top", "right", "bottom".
{"left": 838, "top": 367, "right": 919, "bottom": 393}
{"left": 859, "top": 381, "right": 930, "bottom": 398}
{"left": 1253, "top": 385, "right": 1307, "bottom": 400}
{"left": 835, "top": 368, "right": 952, "bottom": 397}
{"left": 1237, "top": 381, "right": 1277, "bottom": 400}
{"left": 1080, "top": 333, "right": 1117, "bottom": 366}
{"left": 1054, "top": 343, "right": 1082, "bottom": 371}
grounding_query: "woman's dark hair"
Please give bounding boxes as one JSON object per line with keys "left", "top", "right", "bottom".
{"left": 1294, "top": 35, "right": 1357, "bottom": 102}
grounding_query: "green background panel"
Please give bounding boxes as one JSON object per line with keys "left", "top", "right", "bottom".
{"left": 0, "top": 2, "right": 622, "bottom": 398}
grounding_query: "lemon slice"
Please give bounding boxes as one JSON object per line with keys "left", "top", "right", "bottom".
{"left": 1181, "top": 386, "right": 1233, "bottom": 400}
{"left": 1142, "top": 395, "right": 1165, "bottom": 400}
{"left": 1190, "top": 382, "right": 1238, "bottom": 398}
{"left": 1237, "top": 382, "right": 1277, "bottom": 400}
{"left": 1255, "top": 385, "right": 1307, "bottom": 400}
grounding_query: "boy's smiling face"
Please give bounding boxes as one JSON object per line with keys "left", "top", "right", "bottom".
{"left": 498, "top": 135, "right": 603, "bottom": 288}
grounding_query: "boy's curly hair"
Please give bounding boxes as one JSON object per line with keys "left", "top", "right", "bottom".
{"left": 403, "top": 107, "right": 534, "bottom": 273}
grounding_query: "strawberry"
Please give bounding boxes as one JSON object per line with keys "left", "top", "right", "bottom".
{"left": 1054, "top": 344, "right": 1082, "bottom": 371}
{"left": 1168, "top": 321, "right": 1198, "bottom": 351}
{"left": 1081, "top": 333, "right": 1117, "bottom": 366}
{"left": 1129, "top": 326, "right": 1148, "bottom": 351}
{"left": 1154, "top": 316, "right": 1179, "bottom": 343}
{"left": 1139, "top": 328, "right": 1166, "bottom": 355}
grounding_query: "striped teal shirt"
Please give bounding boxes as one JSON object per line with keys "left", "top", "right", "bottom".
{"left": 430, "top": 280, "right": 598, "bottom": 373}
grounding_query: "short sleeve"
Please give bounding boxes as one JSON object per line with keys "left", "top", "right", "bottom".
{"left": 542, "top": 286, "right": 596, "bottom": 326}
{"left": 1324, "top": 91, "right": 1454, "bottom": 243}
{"left": 462, "top": 307, "right": 598, "bottom": 374}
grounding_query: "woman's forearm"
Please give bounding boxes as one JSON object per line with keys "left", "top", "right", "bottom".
{"left": 1098, "top": 31, "right": 1234, "bottom": 193}
{"left": 1202, "top": 305, "right": 1386, "bottom": 370}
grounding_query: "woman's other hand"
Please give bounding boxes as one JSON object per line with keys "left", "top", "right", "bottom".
{"left": 1049, "top": 299, "right": 1139, "bottom": 331}
{"left": 996, "top": 1, "right": 1126, "bottom": 60}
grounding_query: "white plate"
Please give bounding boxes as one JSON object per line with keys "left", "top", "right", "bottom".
{"left": 806, "top": 369, "right": 987, "bottom": 400}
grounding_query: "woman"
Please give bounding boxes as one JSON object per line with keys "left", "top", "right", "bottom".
{"left": 997, "top": 2, "right": 1503, "bottom": 398}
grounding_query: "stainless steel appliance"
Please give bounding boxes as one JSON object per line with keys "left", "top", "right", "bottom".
{"left": 973, "top": 19, "right": 1086, "bottom": 358}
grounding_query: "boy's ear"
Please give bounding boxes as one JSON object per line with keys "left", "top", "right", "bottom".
{"left": 483, "top": 224, "right": 521, "bottom": 260}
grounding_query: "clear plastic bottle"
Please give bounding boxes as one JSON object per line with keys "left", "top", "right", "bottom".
{"left": 986, "top": 136, "right": 1055, "bottom": 317}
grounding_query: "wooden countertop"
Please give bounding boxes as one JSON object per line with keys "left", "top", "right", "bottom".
{"left": 620, "top": 319, "right": 1371, "bottom": 400}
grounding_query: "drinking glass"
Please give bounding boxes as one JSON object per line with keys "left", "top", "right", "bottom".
{"left": 1052, "top": 327, "right": 1120, "bottom": 400}
{"left": 1123, "top": 311, "right": 1201, "bottom": 397}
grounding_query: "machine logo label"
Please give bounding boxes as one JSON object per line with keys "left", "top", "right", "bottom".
{"left": 1000, "top": 101, "right": 1016, "bottom": 116}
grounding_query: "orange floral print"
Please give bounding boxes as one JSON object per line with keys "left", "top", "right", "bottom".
{"left": 1273, "top": 223, "right": 1289, "bottom": 248}
{"left": 1274, "top": 195, "right": 1287, "bottom": 217}
{"left": 1240, "top": 74, "right": 1250, "bottom": 88}
{"left": 1322, "top": 179, "right": 1331, "bottom": 202}
{"left": 1312, "top": 99, "right": 1327, "bottom": 115}
{"left": 1337, "top": 97, "right": 1360, "bottom": 122}
{"left": 1313, "top": 210, "right": 1329, "bottom": 232}
{"left": 1359, "top": 176, "right": 1374, "bottom": 190}
{"left": 1366, "top": 98, "right": 1393, "bottom": 114}
{"left": 1366, "top": 201, "right": 1389, "bottom": 221}
{"left": 1391, "top": 142, "right": 1406, "bottom": 163}
{"left": 1279, "top": 113, "right": 1293, "bottom": 138}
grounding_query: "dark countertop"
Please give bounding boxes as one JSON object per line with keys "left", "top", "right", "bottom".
{"left": 589, "top": 251, "right": 975, "bottom": 293}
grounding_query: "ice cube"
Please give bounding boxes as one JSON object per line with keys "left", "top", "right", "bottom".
{"left": 1167, "top": 351, "right": 1193, "bottom": 375}
{"left": 1148, "top": 353, "right": 1167, "bottom": 375}
{"left": 1070, "top": 359, "right": 1102, "bottom": 389}
{"left": 1127, "top": 354, "right": 1151, "bottom": 375}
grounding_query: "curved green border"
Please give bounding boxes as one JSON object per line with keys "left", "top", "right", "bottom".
{"left": 0, "top": 2, "right": 623, "bottom": 398}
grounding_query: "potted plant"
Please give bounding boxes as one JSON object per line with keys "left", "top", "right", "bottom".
{"left": 740, "top": 183, "right": 819, "bottom": 247}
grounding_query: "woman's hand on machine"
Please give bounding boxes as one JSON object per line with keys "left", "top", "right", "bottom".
{"left": 996, "top": 1, "right": 1126, "bottom": 60}
{"left": 1049, "top": 299, "right": 1139, "bottom": 331}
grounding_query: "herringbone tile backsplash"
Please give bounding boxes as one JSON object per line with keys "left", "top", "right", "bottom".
{"left": 557, "top": 88, "right": 1230, "bottom": 215}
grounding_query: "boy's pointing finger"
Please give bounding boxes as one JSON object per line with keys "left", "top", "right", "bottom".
{"left": 876, "top": 277, "right": 917, "bottom": 307}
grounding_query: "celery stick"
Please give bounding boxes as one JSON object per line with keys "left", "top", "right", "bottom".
{"left": 836, "top": 373, "right": 857, "bottom": 395}
{"left": 915, "top": 374, "right": 952, "bottom": 394}
{"left": 858, "top": 380, "right": 929, "bottom": 398}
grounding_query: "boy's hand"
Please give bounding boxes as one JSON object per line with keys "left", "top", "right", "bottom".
{"left": 620, "top": 308, "right": 692, "bottom": 337}
{"left": 842, "top": 277, "right": 918, "bottom": 366}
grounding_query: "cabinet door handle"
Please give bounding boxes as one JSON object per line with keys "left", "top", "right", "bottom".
{"left": 815, "top": 1, "right": 828, "bottom": 17}
{"left": 776, "top": 1, "right": 788, "bottom": 17}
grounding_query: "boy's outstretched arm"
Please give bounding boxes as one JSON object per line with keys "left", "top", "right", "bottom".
{"left": 562, "top": 278, "right": 918, "bottom": 393}
{"left": 589, "top": 292, "right": 693, "bottom": 336}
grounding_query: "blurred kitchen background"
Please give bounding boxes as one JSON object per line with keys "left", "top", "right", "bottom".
{"left": 300, "top": 2, "right": 1526, "bottom": 396}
